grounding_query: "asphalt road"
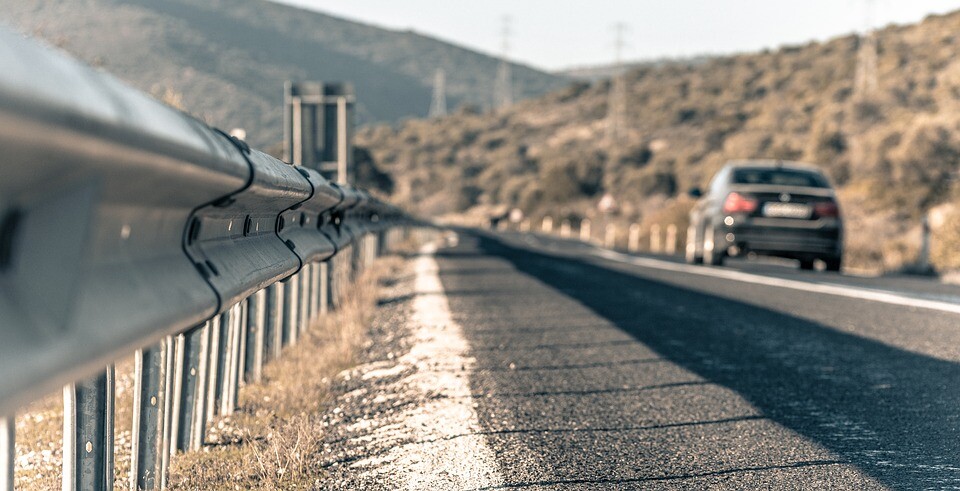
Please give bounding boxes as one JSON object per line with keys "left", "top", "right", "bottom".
{"left": 321, "top": 230, "right": 960, "bottom": 489}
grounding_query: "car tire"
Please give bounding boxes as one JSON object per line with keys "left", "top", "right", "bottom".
{"left": 703, "top": 223, "right": 724, "bottom": 266}
{"left": 685, "top": 223, "right": 703, "bottom": 264}
{"left": 799, "top": 259, "right": 815, "bottom": 270}
{"left": 824, "top": 256, "right": 842, "bottom": 272}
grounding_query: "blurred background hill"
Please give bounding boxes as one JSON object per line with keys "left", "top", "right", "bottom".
{"left": 7, "top": 1, "right": 960, "bottom": 271}
{"left": 2, "top": 0, "right": 566, "bottom": 149}
{"left": 357, "top": 10, "right": 960, "bottom": 271}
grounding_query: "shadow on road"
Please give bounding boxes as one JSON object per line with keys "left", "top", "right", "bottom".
{"left": 477, "top": 232, "right": 960, "bottom": 489}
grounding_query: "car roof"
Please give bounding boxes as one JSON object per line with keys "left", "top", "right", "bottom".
{"left": 723, "top": 159, "right": 825, "bottom": 174}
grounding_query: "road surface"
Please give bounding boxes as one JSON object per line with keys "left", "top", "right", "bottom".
{"left": 320, "top": 230, "right": 960, "bottom": 489}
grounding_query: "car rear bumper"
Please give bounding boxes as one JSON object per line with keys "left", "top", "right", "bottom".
{"left": 716, "top": 220, "right": 842, "bottom": 258}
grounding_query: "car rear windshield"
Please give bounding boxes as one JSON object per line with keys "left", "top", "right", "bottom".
{"left": 731, "top": 168, "right": 830, "bottom": 188}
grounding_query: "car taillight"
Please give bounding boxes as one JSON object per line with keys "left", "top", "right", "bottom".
{"left": 722, "top": 192, "right": 758, "bottom": 214}
{"left": 814, "top": 200, "right": 839, "bottom": 217}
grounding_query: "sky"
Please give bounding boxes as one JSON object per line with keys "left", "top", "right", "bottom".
{"left": 272, "top": 0, "right": 960, "bottom": 71}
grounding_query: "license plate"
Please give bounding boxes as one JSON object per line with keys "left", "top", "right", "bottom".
{"left": 762, "top": 202, "right": 811, "bottom": 219}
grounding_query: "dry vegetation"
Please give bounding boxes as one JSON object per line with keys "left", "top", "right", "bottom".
{"left": 13, "top": 251, "right": 408, "bottom": 490}
{"left": 168, "top": 257, "right": 403, "bottom": 489}
{"left": 360, "top": 10, "right": 960, "bottom": 272}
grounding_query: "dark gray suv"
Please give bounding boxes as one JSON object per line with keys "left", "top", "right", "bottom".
{"left": 685, "top": 160, "right": 843, "bottom": 271}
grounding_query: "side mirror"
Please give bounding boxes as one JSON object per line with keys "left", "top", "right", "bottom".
{"left": 688, "top": 187, "right": 703, "bottom": 198}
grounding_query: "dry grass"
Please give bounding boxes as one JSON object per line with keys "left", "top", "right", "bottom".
{"left": 11, "top": 233, "right": 424, "bottom": 490}
{"left": 168, "top": 255, "right": 405, "bottom": 490}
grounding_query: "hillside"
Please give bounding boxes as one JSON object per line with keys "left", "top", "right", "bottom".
{"left": 358, "top": 10, "right": 960, "bottom": 271}
{"left": 1, "top": 0, "right": 566, "bottom": 148}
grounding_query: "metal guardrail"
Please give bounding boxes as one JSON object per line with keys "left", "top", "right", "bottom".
{"left": 0, "top": 27, "right": 410, "bottom": 490}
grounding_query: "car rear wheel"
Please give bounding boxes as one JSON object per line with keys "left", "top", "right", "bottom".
{"left": 799, "top": 259, "right": 815, "bottom": 270}
{"left": 703, "top": 223, "right": 724, "bottom": 266}
{"left": 824, "top": 256, "right": 842, "bottom": 272}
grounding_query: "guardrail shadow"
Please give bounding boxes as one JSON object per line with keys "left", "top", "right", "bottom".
{"left": 476, "top": 233, "right": 960, "bottom": 489}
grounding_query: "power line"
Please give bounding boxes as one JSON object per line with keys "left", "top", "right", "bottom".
{"left": 429, "top": 68, "right": 447, "bottom": 117}
{"left": 493, "top": 15, "right": 513, "bottom": 109}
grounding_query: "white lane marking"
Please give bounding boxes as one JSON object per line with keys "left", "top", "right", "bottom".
{"left": 589, "top": 247, "right": 960, "bottom": 316}
{"left": 354, "top": 240, "right": 503, "bottom": 489}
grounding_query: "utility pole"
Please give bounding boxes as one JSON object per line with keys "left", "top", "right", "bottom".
{"left": 429, "top": 68, "right": 447, "bottom": 118}
{"left": 493, "top": 15, "right": 513, "bottom": 109}
{"left": 606, "top": 23, "right": 629, "bottom": 152}
{"left": 854, "top": 0, "right": 879, "bottom": 99}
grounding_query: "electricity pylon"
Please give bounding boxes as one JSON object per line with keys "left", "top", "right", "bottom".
{"left": 493, "top": 15, "right": 513, "bottom": 109}
{"left": 607, "top": 23, "right": 629, "bottom": 151}
{"left": 429, "top": 68, "right": 447, "bottom": 117}
{"left": 854, "top": 0, "right": 879, "bottom": 99}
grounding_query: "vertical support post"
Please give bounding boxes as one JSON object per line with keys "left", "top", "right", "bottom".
{"left": 219, "top": 304, "right": 241, "bottom": 416}
{"left": 235, "top": 302, "right": 244, "bottom": 402}
{"left": 310, "top": 262, "right": 321, "bottom": 322}
{"left": 560, "top": 220, "right": 571, "bottom": 238}
{"left": 266, "top": 283, "right": 284, "bottom": 360}
{"left": 63, "top": 366, "right": 115, "bottom": 491}
{"left": 292, "top": 96, "right": 303, "bottom": 166}
{"left": 650, "top": 224, "right": 662, "bottom": 253}
{"left": 628, "top": 223, "right": 641, "bottom": 253}
{"left": 171, "top": 325, "right": 208, "bottom": 453}
{"left": 1, "top": 414, "right": 13, "bottom": 491}
{"left": 320, "top": 261, "right": 331, "bottom": 315}
{"left": 580, "top": 219, "right": 591, "bottom": 242}
{"left": 337, "top": 96, "right": 349, "bottom": 184}
{"left": 158, "top": 336, "right": 175, "bottom": 489}
{"left": 130, "top": 342, "right": 168, "bottom": 491}
{"left": 283, "top": 275, "right": 300, "bottom": 346}
{"left": 605, "top": 224, "right": 617, "bottom": 249}
{"left": 919, "top": 216, "right": 931, "bottom": 272}
{"left": 541, "top": 217, "right": 553, "bottom": 234}
{"left": 246, "top": 289, "right": 267, "bottom": 384}
{"left": 207, "top": 314, "right": 225, "bottom": 423}
{"left": 665, "top": 224, "right": 678, "bottom": 255}
{"left": 299, "top": 270, "right": 310, "bottom": 334}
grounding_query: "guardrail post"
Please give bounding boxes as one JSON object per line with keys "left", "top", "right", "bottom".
{"left": 352, "top": 239, "right": 363, "bottom": 279}
{"left": 299, "top": 270, "right": 310, "bottom": 334}
{"left": 265, "top": 283, "right": 283, "bottom": 361}
{"left": 310, "top": 262, "right": 321, "bottom": 322}
{"left": 220, "top": 304, "right": 242, "bottom": 416}
{"left": 580, "top": 219, "right": 591, "bottom": 242}
{"left": 232, "top": 301, "right": 247, "bottom": 411}
{"left": 1, "top": 414, "right": 13, "bottom": 491}
{"left": 665, "top": 224, "right": 678, "bottom": 255}
{"left": 283, "top": 276, "right": 299, "bottom": 346}
{"left": 63, "top": 366, "right": 114, "bottom": 491}
{"left": 560, "top": 220, "right": 571, "bottom": 238}
{"left": 159, "top": 336, "right": 175, "bottom": 489}
{"left": 320, "top": 261, "right": 331, "bottom": 315}
{"left": 541, "top": 217, "right": 553, "bottom": 234}
{"left": 170, "top": 325, "right": 209, "bottom": 453}
{"left": 130, "top": 341, "right": 168, "bottom": 491}
{"left": 650, "top": 224, "right": 662, "bottom": 253}
{"left": 208, "top": 313, "right": 227, "bottom": 422}
{"left": 628, "top": 223, "right": 641, "bottom": 253}
{"left": 246, "top": 289, "right": 267, "bottom": 384}
{"left": 604, "top": 224, "right": 617, "bottom": 249}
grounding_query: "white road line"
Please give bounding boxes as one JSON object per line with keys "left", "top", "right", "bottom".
{"left": 355, "top": 241, "right": 503, "bottom": 489}
{"left": 590, "top": 247, "right": 960, "bottom": 316}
